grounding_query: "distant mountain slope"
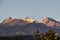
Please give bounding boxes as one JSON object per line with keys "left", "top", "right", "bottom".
{"left": 0, "top": 23, "right": 60, "bottom": 36}
{"left": 2, "top": 17, "right": 12, "bottom": 23}
{"left": 41, "top": 17, "right": 60, "bottom": 27}
{"left": 1, "top": 17, "right": 31, "bottom": 26}
{"left": 0, "top": 17, "right": 60, "bottom": 36}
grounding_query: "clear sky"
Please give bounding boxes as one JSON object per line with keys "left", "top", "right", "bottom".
{"left": 0, "top": 0, "right": 60, "bottom": 22}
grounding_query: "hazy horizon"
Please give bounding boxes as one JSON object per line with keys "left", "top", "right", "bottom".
{"left": 0, "top": 0, "right": 60, "bottom": 22}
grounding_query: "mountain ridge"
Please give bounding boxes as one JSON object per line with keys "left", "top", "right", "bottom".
{"left": 1, "top": 17, "right": 60, "bottom": 27}
{"left": 0, "top": 17, "right": 60, "bottom": 36}
{"left": 41, "top": 17, "right": 60, "bottom": 27}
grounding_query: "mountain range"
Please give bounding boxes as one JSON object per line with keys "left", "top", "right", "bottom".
{"left": 0, "top": 17, "right": 60, "bottom": 36}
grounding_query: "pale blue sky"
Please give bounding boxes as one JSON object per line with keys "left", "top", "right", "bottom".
{"left": 0, "top": 0, "right": 60, "bottom": 22}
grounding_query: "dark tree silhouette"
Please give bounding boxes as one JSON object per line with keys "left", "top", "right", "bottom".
{"left": 34, "top": 30, "right": 41, "bottom": 40}
{"left": 34, "top": 29, "right": 60, "bottom": 40}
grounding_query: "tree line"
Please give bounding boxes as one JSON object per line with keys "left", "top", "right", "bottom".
{"left": 34, "top": 29, "right": 60, "bottom": 40}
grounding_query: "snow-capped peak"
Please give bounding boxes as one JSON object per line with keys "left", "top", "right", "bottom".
{"left": 24, "top": 17, "right": 35, "bottom": 23}
{"left": 41, "top": 17, "right": 60, "bottom": 27}
{"left": 2, "top": 17, "right": 12, "bottom": 23}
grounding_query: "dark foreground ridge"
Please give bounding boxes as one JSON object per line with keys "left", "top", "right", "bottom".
{"left": 0, "top": 35, "right": 34, "bottom": 40}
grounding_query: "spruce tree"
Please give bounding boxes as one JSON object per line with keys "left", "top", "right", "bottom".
{"left": 34, "top": 30, "right": 40, "bottom": 40}
{"left": 40, "top": 33, "right": 45, "bottom": 40}
{"left": 45, "top": 29, "right": 56, "bottom": 40}
{"left": 34, "top": 29, "right": 60, "bottom": 40}
{"left": 56, "top": 36, "right": 60, "bottom": 40}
